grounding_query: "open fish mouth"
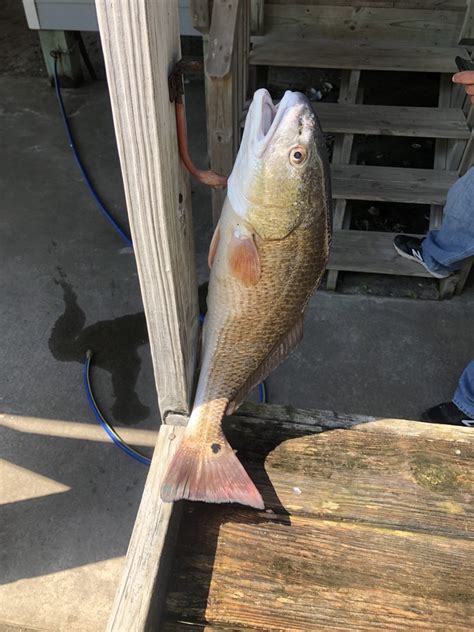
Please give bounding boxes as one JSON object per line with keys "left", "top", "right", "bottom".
{"left": 249, "top": 89, "right": 309, "bottom": 157}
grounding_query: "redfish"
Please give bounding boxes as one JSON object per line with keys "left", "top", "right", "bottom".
{"left": 161, "top": 89, "right": 331, "bottom": 509}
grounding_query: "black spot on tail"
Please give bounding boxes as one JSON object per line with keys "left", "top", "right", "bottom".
{"left": 211, "top": 443, "right": 221, "bottom": 454}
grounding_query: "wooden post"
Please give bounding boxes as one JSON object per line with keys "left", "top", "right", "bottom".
{"left": 96, "top": 0, "right": 198, "bottom": 425}
{"left": 205, "top": 0, "right": 249, "bottom": 225}
{"left": 95, "top": 1, "right": 199, "bottom": 629}
{"left": 250, "top": 0, "right": 265, "bottom": 35}
{"left": 38, "top": 30, "right": 83, "bottom": 87}
{"left": 326, "top": 70, "right": 362, "bottom": 291}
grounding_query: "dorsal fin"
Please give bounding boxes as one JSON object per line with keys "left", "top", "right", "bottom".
{"left": 228, "top": 231, "right": 261, "bottom": 285}
{"left": 227, "top": 316, "right": 304, "bottom": 415}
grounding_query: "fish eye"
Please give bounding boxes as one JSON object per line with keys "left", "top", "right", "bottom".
{"left": 289, "top": 145, "right": 307, "bottom": 166}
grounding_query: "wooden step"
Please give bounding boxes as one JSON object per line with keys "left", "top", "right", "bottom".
{"left": 250, "top": 38, "right": 466, "bottom": 73}
{"left": 328, "top": 230, "right": 432, "bottom": 277}
{"left": 331, "top": 165, "right": 458, "bottom": 205}
{"left": 315, "top": 103, "right": 470, "bottom": 139}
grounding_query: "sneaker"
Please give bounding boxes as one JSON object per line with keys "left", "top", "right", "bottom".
{"left": 421, "top": 401, "right": 474, "bottom": 427}
{"left": 393, "top": 235, "right": 450, "bottom": 279}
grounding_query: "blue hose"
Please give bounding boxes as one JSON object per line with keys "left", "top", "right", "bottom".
{"left": 52, "top": 55, "right": 133, "bottom": 248}
{"left": 84, "top": 351, "right": 151, "bottom": 466}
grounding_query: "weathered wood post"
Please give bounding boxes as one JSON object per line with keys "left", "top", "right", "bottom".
{"left": 95, "top": 1, "right": 199, "bottom": 629}
{"left": 192, "top": 0, "right": 250, "bottom": 225}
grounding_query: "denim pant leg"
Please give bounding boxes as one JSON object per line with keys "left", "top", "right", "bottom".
{"left": 453, "top": 361, "right": 474, "bottom": 420}
{"left": 422, "top": 167, "right": 474, "bottom": 276}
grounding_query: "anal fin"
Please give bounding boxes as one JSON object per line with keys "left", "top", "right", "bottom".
{"left": 227, "top": 316, "right": 304, "bottom": 415}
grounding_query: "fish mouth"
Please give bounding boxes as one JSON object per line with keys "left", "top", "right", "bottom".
{"left": 249, "top": 89, "right": 309, "bottom": 157}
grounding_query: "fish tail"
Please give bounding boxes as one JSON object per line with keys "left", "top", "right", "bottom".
{"left": 161, "top": 401, "right": 264, "bottom": 510}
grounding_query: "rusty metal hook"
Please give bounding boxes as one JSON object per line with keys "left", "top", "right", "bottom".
{"left": 169, "top": 61, "right": 228, "bottom": 188}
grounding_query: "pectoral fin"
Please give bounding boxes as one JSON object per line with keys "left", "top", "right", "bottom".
{"left": 227, "top": 316, "right": 304, "bottom": 414}
{"left": 228, "top": 232, "right": 261, "bottom": 285}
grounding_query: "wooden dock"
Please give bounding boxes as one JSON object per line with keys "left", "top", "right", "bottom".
{"left": 161, "top": 403, "right": 474, "bottom": 630}
{"left": 93, "top": 2, "right": 474, "bottom": 629}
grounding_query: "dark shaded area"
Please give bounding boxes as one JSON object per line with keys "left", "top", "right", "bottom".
{"left": 350, "top": 200, "right": 430, "bottom": 234}
{"left": 49, "top": 274, "right": 150, "bottom": 424}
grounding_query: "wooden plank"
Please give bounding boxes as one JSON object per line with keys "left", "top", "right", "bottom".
{"left": 96, "top": 0, "right": 199, "bottom": 423}
{"left": 206, "top": 0, "right": 240, "bottom": 78}
{"left": 315, "top": 103, "right": 470, "bottom": 139}
{"left": 250, "top": 39, "right": 465, "bottom": 73}
{"left": 263, "top": 6, "right": 464, "bottom": 47}
{"left": 163, "top": 403, "right": 474, "bottom": 630}
{"left": 106, "top": 425, "right": 185, "bottom": 631}
{"left": 328, "top": 230, "right": 433, "bottom": 276}
{"left": 165, "top": 509, "right": 474, "bottom": 630}
{"left": 205, "top": 0, "right": 248, "bottom": 224}
{"left": 190, "top": 0, "right": 210, "bottom": 33}
{"left": 430, "top": 75, "right": 451, "bottom": 232}
{"left": 38, "top": 30, "right": 83, "bottom": 87}
{"left": 332, "top": 164, "right": 457, "bottom": 204}
{"left": 96, "top": 1, "right": 198, "bottom": 630}
{"left": 268, "top": 0, "right": 466, "bottom": 8}
{"left": 250, "top": 0, "right": 264, "bottom": 35}
{"left": 459, "top": 0, "right": 474, "bottom": 45}
{"left": 242, "top": 101, "right": 470, "bottom": 140}
{"left": 326, "top": 70, "right": 361, "bottom": 291}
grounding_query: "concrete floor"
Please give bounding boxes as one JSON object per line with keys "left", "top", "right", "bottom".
{"left": 1, "top": 40, "right": 474, "bottom": 632}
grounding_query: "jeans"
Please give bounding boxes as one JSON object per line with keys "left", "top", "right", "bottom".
{"left": 422, "top": 167, "right": 474, "bottom": 276}
{"left": 421, "top": 169, "right": 474, "bottom": 419}
{"left": 453, "top": 361, "right": 474, "bottom": 421}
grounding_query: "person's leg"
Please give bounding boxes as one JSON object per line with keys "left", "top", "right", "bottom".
{"left": 453, "top": 360, "right": 474, "bottom": 421}
{"left": 422, "top": 360, "right": 474, "bottom": 424}
{"left": 422, "top": 167, "right": 474, "bottom": 276}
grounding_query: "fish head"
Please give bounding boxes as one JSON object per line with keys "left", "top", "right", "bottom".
{"left": 227, "top": 89, "right": 331, "bottom": 239}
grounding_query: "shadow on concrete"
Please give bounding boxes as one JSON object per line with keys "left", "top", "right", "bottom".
{"left": 0, "top": 423, "right": 149, "bottom": 584}
{"left": 49, "top": 275, "right": 150, "bottom": 425}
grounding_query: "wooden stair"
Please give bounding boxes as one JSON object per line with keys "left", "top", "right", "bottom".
{"left": 331, "top": 165, "right": 458, "bottom": 205}
{"left": 315, "top": 103, "right": 470, "bottom": 139}
{"left": 250, "top": 39, "right": 468, "bottom": 74}
{"left": 329, "top": 231, "right": 433, "bottom": 277}
{"left": 195, "top": 0, "right": 474, "bottom": 297}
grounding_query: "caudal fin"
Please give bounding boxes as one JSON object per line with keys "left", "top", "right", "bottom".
{"left": 161, "top": 433, "right": 264, "bottom": 510}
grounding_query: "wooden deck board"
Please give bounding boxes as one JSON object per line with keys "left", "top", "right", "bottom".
{"left": 162, "top": 404, "right": 474, "bottom": 630}
{"left": 328, "top": 230, "right": 434, "bottom": 276}
{"left": 315, "top": 103, "right": 470, "bottom": 139}
{"left": 331, "top": 165, "right": 458, "bottom": 205}
{"left": 250, "top": 39, "right": 467, "bottom": 73}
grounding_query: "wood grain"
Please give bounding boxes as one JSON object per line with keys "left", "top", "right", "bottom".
{"left": 326, "top": 69, "right": 361, "bottom": 291}
{"left": 162, "top": 403, "right": 474, "bottom": 630}
{"left": 459, "top": 0, "right": 474, "bottom": 45}
{"left": 268, "top": 0, "right": 465, "bottom": 8}
{"left": 262, "top": 5, "right": 464, "bottom": 47}
{"left": 316, "top": 103, "right": 470, "bottom": 139}
{"left": 166, "top": 510, "right": 474, "bottom": 630}
{"left": 106, "top": 425, "right": 185, "bottom": 632}
{"left": 250, "top": 39, "right": 465, "bottom": 73}
{"left": 96, "top": 0, "right": 199, "bottom": 423}
{"left": 190, "top": 0, "right": 210, "bottom": 33}
{"left": 328, "top": 230, "right": 433, "bottom": 276}
{"left": 96, "top": 1, "right": 197, "bottom": 630}
{"left": 332, "top": 164, "right": 458, "bottom": 204}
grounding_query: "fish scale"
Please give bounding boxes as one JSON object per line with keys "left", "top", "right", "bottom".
{"left": 161, "top": 89, "right": 332, "bottom": 509}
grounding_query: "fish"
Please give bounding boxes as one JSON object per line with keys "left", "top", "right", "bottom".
{"left": 161, "top": 88, "right": 332, "bottom": 509}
